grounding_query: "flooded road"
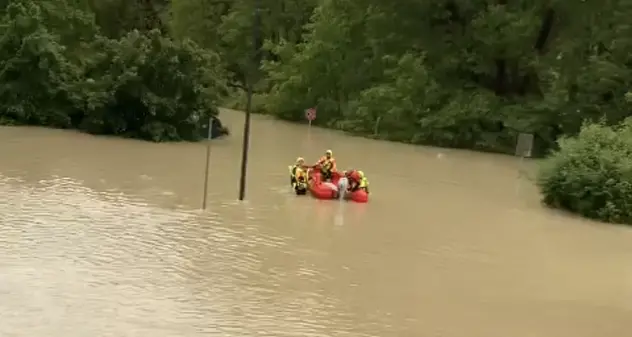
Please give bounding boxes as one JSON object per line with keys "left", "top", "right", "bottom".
{"left": 0, "top": 109, "right": 631, "bottom": 337}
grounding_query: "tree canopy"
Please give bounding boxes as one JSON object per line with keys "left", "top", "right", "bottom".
{"left": 0, "top": 0, "right": 226, "bottom": 141}
{"left": 170, "top": 0, "right": 632, "bottom": 154}
{"left": 538, "top": 118, "right": 632, "bottom": 224}
{"left": 3, "top": 0, "right": 632, "bottom": 150}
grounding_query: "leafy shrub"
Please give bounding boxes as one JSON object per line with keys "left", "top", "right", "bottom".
{"left": 0, "top": 1, "right": 81, "bottom": 128}
{"left": 537, "top": 119, "right": 632, "bottom": 224}
{"left": 0, "top": 0, "right": 227, "bottom": 142}
{"left": 76, "top": 30, "right": 227, "bottom": 141}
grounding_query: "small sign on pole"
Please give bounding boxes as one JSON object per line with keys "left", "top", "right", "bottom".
{"left": 304, "top": 107, "right": 316, "bottom": 154}
{"left": 305, "top": 107, "right": 316, "bottom": 127}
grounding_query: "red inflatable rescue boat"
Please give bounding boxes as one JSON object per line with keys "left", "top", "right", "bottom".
{"left": 308, "top": 170, "right": 369, "bottom": 203}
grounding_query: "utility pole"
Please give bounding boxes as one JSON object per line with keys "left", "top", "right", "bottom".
{"left": 238, "top": 0, "right": 261, "bottom": 201}
{"left": 202, "top": 117, "right": 213, "bottom": 209}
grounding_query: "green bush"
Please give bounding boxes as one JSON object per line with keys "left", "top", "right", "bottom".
{"left": 0, "top": 0, "right": 81, "bottom": 129}
{"left": 0, "top": 0, "right": 227, "bottom": 142}
{"left": 76, "top": 30, "right": 226, "bottom": 141}
{"left": 537, "top": 119, "right": 632, "bottom": 224}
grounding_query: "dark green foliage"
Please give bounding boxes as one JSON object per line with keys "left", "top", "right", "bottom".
{"left": 4, "top": 0, "right": 632, "bottom": 147}
{"left": 76, "top": 30, "right": 226, "bottom": 141}
{"left": 0, "top": 1, "right": 79, "bottom": 128}
{"left": 256, "top": 0, "right": 632, "bottom": 154}
{"left": 0, "top": 0, "right": 226, "bottom": 142}
{"left": 169, "top": 0, "right": 317, "bottom": 91}
{"left": 537, "top": 119, "right": 632, "bottom": 225}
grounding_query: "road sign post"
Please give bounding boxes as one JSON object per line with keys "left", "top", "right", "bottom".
{"left": 237, "top": 0, "right": 261, "bottom": 201}
{"left": 304, "top": 107, "right": 316, "bottom": 155}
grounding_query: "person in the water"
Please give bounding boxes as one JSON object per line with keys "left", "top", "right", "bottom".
{"left": 289, "top": 157, "right": 308, "bottom": 194}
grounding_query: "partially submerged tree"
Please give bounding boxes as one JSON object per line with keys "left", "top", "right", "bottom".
{"left": 262, "top": 0, "right": 632, "bottom": 154}
{"left": 0, "top": 0, "right": 227, "bottom": 142}
{"left": 538, "top": 119, "right": 632, "bottom": 225}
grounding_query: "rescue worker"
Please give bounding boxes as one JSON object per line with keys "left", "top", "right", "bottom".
{"left": 315, "top": 149, "right": 336, "bottom": 181}
{"left": 344, "top": 169, "right": 360, "bottom": 190}
{"left": 357, "top": 170, "right": 369, "bottom": 193}
{"left": 345, "top": 169, "right": 369, "bottom": 193}
{"left": 290, "top": 157, "right": 308, "bottom": 192}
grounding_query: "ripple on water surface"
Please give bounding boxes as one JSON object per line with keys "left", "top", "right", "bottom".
{"left": 1, "top": 166, "right": 632, "bottom": 337}
{"left": 0, "top": 175, "right": 355, "bottom": 337}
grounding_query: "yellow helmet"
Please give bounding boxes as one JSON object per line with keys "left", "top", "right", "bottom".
{"left": 325, "top": 149, "right": 333, "bottom": 155}
{"left": 296, "top": 157, "right": 304, "bottom": 164}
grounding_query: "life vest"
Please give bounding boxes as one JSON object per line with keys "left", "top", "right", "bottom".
{"left": 357, "top": 171, "right": 368, "bottom": 187}
{"left": 359, "top": 177, "right": 368, "bottom": 188}
{"left": 296, "top": 169, "right": 306, "bottom": 181}
{"left": 320, "top": 157, "right": 335, "bottom": 171}
{"left": 291, "top": 165, "right": 304, "bottom": 174}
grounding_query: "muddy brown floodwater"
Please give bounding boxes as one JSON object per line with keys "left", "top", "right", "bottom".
{"left": 0, "top": 109, "right": 631, "bottom": 337}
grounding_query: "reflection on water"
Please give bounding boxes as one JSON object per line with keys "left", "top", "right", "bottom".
{"left": 0, "top": 109, "right": 631, "bottom": 337}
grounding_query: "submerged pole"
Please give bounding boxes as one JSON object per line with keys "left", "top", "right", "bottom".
{"left": 238, "top": 86, "right": 252, "bottom": 201}
{"left": 202, "top": 116, "right": 213, "bottom": 209}
{"left": 237, "top": 0, "right": 261, "bottom": 201}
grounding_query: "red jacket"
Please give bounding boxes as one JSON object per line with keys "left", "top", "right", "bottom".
{"left": 346, "top": 170, "right": 361, "bottom": 183}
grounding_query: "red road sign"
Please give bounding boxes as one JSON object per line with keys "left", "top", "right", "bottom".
{"left": 305, "top": 108, "right": 316, "bottom": 121}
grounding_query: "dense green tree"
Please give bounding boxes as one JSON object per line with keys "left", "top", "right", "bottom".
{"left": 261, "top": 0, "right": 632, "bottom": 154}
{"left": 4, "top": 0, "right": 632, "bottom": 151}
{"left": 75, "top": 30, "right": 227, "bottom": 141}
{"left": 170, "top": 0, "right": 316, "bottom": 89}
{"left": 85, "top": 0, "right": 168, "bottom": 38}
{"left": 537, "top": 119, "right": 632, "bottom": 225}
{"left": 0, "top": 0, "right": 81, "bottom": 127}
{"left": 0, "top": 0, "right": 227, "bottom": 142}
